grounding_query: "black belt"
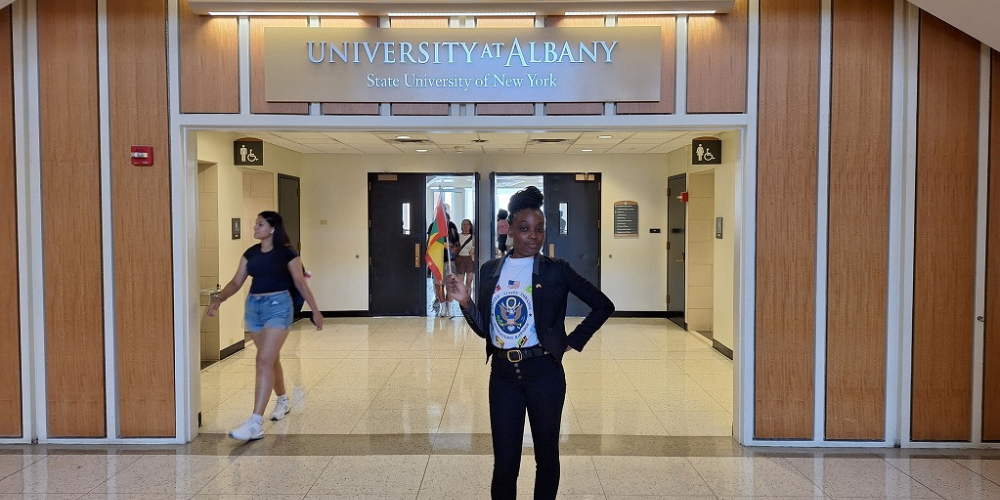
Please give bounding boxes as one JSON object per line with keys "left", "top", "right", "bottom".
{"left": 497, "top": 346, "right": 548, "bottom": 362}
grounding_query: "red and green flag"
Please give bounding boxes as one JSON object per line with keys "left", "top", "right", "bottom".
{"left": 425, "top": 195, "right": 449, "bottom": 281}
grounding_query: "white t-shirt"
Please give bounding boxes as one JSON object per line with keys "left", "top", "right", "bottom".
{"left": 456, "top": 234, "right": 474, "bottom": 257}
{"left": 490, "top": 257, "right": 539, "bottom": 349}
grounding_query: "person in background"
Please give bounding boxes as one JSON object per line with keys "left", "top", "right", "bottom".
{"left": 496, "top": 208, "right": 509, "bottom": 256}
{"left": 207, "top": 210, "right": 323, "bottom": 441}
{"left": 446, "top": 187, "right": 615, "bottom": 499}
{"left": 453, "top": 218, "right": 476, "bottom": 292}
{"left": 428, "top": 205, "right": 460, "bottom": 317}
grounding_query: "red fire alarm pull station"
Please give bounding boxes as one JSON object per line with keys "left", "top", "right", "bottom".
{"left": 130, "top": 146, "right": 153, "bottom": 166}
{"left": 678, "top": 191, "right": 689, "bottom": 203}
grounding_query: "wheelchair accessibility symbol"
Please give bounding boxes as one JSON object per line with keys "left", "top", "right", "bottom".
{"left": 234, "top": 139, "right": 264, "bottom": 165}
{"left": 691, "top": 138, "right": 722, "bottom": 165}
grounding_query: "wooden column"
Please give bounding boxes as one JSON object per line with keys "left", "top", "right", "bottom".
{"left": 825, "top": 0, "right": 893, "bottom": 441}
{"left": 0, "top": 5, "right": 22, "bottom": 438}
{"left": 755, "top": 0, "right": 820, "bottom": 440}
{"left": 38, "top": 0, "right": 106, "bottom": 438}
{"left": 108, "top": 0, "right": 175, "bottom": 438}
{"left": 910, "top": 11, "right": 980, "bottom": 442}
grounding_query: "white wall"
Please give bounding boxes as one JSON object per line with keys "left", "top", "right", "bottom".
{"left": 300, "top": 153, "right": 671, "bottom": 312}
{"left": 686, "top": 171, "right": 715, "bottom": 332}
{"left": 688, "top": 131, "right": 739, "bottom": 352}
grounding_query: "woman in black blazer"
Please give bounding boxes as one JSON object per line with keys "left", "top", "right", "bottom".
{"left": 446, "top": 186, "right": 615, "bottom": 500}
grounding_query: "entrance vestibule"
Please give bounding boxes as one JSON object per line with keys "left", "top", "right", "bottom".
{"left": 190, "top": 128, "right": 741, "bottom": 441}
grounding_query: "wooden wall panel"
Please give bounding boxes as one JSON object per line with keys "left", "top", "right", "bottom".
{"left": 179, "top": 0, "right": 238, "bottom": 114}
{"left": 477, "top": 103, "right": 534, "bottom": 116}
{"left": 390, "top": 17, "right": 449, "bottom": 116}
{"left": 825, "top": 0, "right": 893, "bottom": 441}
{"left": 321, "top": 16, "right": 380, "bottom": 116}
{"left": 911, "top": 11, "right": 980, "bottom": 442}
{"left": 476, "top": 16, "right": 534, "bottom": 28}
{"left": 37, "top": 0, "right": 106, "bottom": 438}
{"left": 108, "top": 0, "right": 175, "bottom": 438}
{"left": 251, "top": 17, "right": 309, "bottom": 114}
{"left": 476, "top": 17, "right": 535, "bottom": 116}
{"left": 755, "top": 0, "right": 820, "bottom": 440}
{"left": 981, "top": 51, "right": 1000, "bottom": 440}
{"left": 544, "top": 16, "right": 604, "bottom": 116}
{"left": 616, "top": 16, "right": 675, "bottom": 115}
{"left": 0, "top": 5, "right": 22, "bottom": 438}
{"left": 687, "top": 0, "right": 748, "bottom": 113}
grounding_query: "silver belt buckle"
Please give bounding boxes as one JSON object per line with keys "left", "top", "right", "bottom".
{"left": 506, "top": 349, "right": 523, "bottom": 363}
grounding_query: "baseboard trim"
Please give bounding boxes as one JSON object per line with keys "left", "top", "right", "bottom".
{"left": 713, "top": 339, "right": 733, "bottom": 360}
{"left": 297, "top": 310, "right": 371, "bottom": 318}
{"left": 220, "top": 339, "right": 244, "bottom": 360}
{"left": 611, "top": 311, "right": 670, "bottom": 318}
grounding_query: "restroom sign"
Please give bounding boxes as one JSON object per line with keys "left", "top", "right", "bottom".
{"left": 691, "top": 138, "right": 722, "bottom": 165}
{"left": 234, "top": 139, "right": 264, "bottom": 166}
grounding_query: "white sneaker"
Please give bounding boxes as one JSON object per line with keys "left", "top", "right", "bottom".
{"left": 228, "top": 417, "right": 263, "bottom": 441}
{"left": 270, "top": 398, "right": 291, "bottom": 421}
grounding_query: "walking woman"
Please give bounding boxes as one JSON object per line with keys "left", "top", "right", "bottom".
{"left": 446, "top": 186, "right": 614, "bottom": 499}
{"left": 206, "top": 210, "right": 323, "bottom": 441}
{"left": 454, "top": 218, "right": 476, "bottom": 291}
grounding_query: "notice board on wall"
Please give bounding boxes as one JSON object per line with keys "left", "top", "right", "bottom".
{"left": 614, "top": 201, "right": 639, "bottom": 238}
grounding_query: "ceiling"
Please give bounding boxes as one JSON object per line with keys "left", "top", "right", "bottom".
{"left": 246, "top": 130, "right": 722, "bottom": 155}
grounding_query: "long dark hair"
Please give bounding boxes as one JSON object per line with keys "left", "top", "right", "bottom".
{"left": 259, "top": 210, "right": 291, "bottom": 247}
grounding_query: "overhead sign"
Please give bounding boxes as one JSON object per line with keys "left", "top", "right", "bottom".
{"left": 692, "top": 138, "right": 722, "bottom": 165}
{"left": 263, "top": 27, "right": 662, "bottom": 103}
{"left": 234, "top": 139, "right": 263, "bottom": 166}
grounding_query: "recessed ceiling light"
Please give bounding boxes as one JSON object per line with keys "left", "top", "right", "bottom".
{"left": 416, "top": 149, "right": 428, "bottom": 153}
{"left": 388, "top": 11, "right": 535, "bottom": 17}
{"left": 208, "top": 11, "right": 359, "bottom": 16}
{"left": 582, "top": 149, "right": 594, "bottom": 152}
{"left": 396, "top": 135, "right": 411, "bottom": 140}
{"left": 565, "top": 10, "right": 716, "bottom": 16}
{"left": 598, "top": 135, "right": 613, "bottom": 139}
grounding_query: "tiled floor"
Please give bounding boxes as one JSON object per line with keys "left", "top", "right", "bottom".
{"left": 201, "top": 317, "right": 735, "bottom": 437}
{"left": 5, "top": 318, "right": 1000, "bottom": 498}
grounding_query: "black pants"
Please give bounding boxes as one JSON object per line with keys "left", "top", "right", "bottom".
{"left": 489, "top": 353, "right": 566, "bottom": 500}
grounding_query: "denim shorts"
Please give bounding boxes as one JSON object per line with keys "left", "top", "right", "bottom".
{"left": 244, "top": 290, "right": 293, "bottom": 332}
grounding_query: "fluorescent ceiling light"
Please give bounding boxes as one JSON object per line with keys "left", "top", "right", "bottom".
{"left": 564, "top": 10, "right": 716, "bottom": 15}
{"left": 416, "top": 149, "right": 428, "bottom": 152}
{"left": 387, "top": 12, "right": 535, "bottom": 17}
{"left": 208, "top": 11, "right": 359, "bottom": 16}
{"left": 396, "top": 135, "right": 411, "bottom": 139}
{"left": 581, "top": 149, "right": 594, "bottom": 152}
{"left": 598, "top": 135, "right": 613, "bottom": 139}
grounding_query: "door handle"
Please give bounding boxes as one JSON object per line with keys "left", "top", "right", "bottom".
{"left": 978, "top": 316, "right": 986, "bottom": 323}
{"left": 415, "top": 244, "right": 421, "bottom": 268}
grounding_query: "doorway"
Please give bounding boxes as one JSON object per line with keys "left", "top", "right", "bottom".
{"left": 368, "top": 173, "right": 427, "bottom": 316}
{"left": 277, "top": 174, "right": 301, "bottom": 251}
{"left": 368, "top": 173, "right": 478, "bottom": 316}
{"left": 493, "top": 173, "right": 602, "bottom": 317}
{"left": 667, "top": 174, "right": 687, "bottom": 328}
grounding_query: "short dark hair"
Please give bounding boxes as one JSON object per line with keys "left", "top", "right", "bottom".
{"left": 497, "top": 209, "right": 508, "bottom": 220}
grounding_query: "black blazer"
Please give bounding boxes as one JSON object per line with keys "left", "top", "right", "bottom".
{"left": 459, "top": 253, "right": 615, "bottom": 361}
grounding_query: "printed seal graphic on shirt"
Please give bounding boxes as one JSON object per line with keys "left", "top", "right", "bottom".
{"left": 495, "top": 296, "right": 527, "bottom": 333}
